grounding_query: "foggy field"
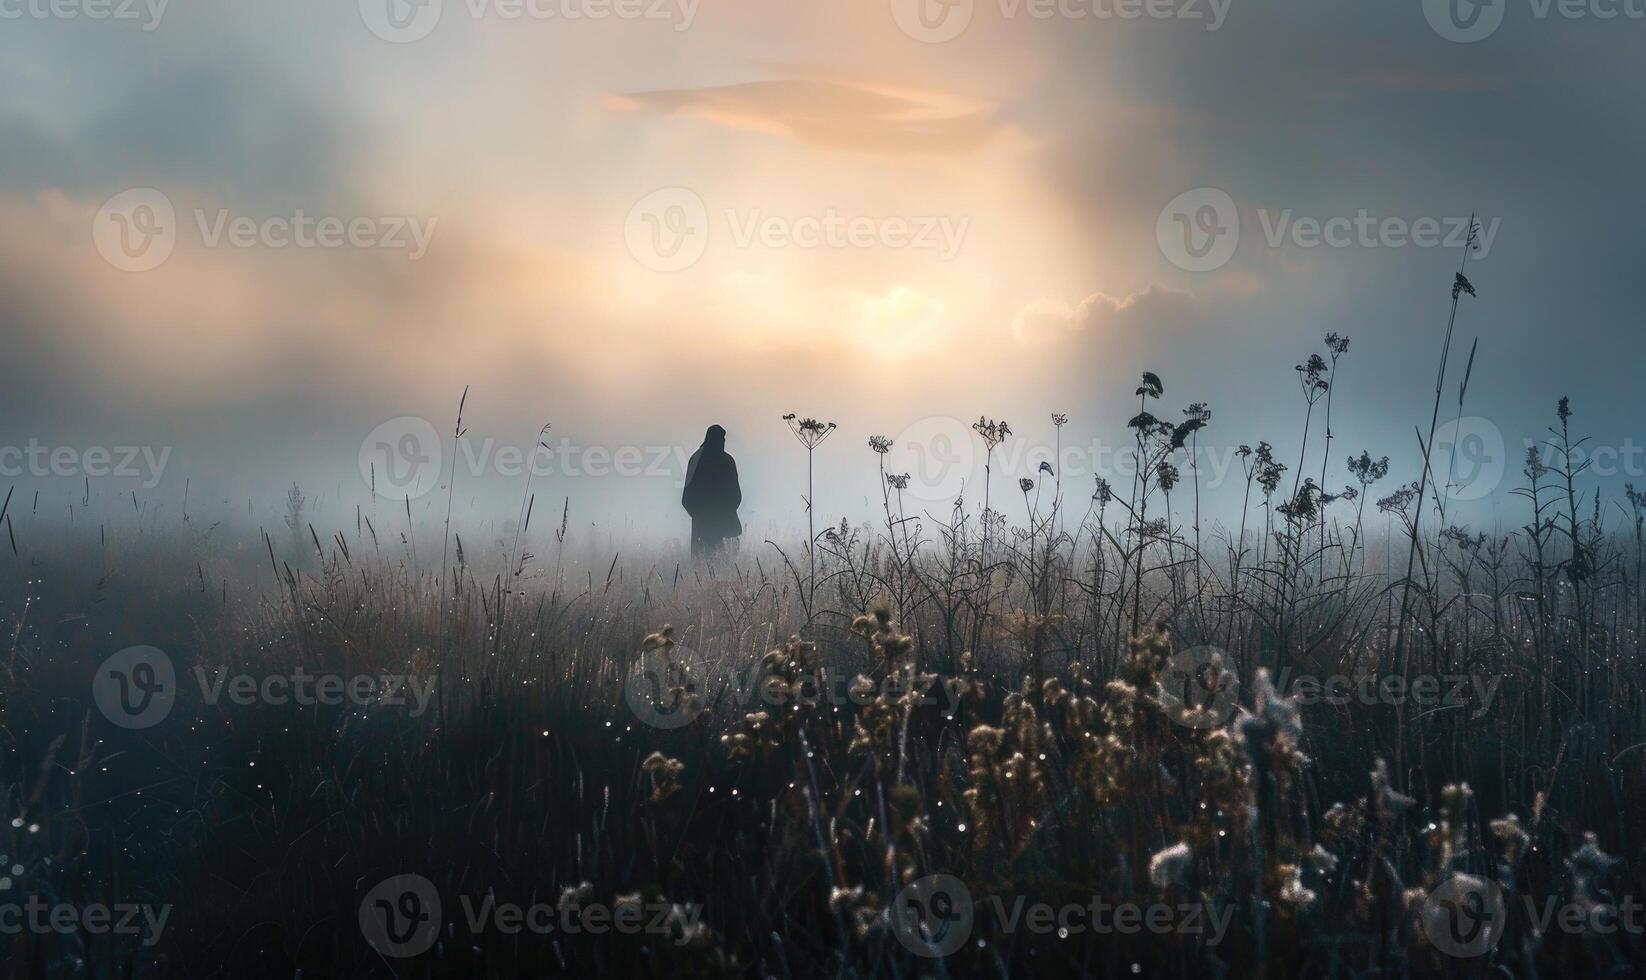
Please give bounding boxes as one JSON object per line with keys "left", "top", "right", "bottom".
{"left": 7, "top": 0, "right": 1646, "bottom": 974}
{"left": 5, "top": 365, "right": 1646, "bottom": 978}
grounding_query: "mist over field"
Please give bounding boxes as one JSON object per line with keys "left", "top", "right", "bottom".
{"left": 4, "top": 0, "right": 1646, "bottom": 977}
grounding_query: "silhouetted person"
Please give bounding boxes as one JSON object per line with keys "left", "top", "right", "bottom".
{"left": 682, "top": 425, "right": 742, "bottom": 557}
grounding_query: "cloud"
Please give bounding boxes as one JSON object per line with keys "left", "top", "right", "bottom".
{"left": 0, "top": 62, "right": 354, "bottom": 210}
{"left": 1011, "top": 285, "right": 1201, "bottom": 346}
{"left": 604, "top": 77, "right": 999, "bottom": 157}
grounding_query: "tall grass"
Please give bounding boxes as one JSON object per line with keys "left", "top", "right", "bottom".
{"left": 3, "top": 265, "right": 1645, "bottom": 975}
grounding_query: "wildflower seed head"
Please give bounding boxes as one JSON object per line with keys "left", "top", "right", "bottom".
{"left": 1149, "top": 842, "right": 1192, "bottom": 888}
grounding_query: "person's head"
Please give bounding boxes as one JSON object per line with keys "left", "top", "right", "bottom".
{"left": 703, "top": 424, "right": 726, "bottom": 451}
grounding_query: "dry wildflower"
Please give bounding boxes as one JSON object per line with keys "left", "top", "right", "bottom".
{"left": 1093, "top": 476, "right": 1113, "bottom": 506}
{"left": 641, "top": 751, "right": 686, "bottom": 803}
{"left": 1307, "top": 844, "right": 1339, "bottom": 876}
{"left": 850, "top": 608, "right": 916, "bottom": 670}
{"left": 1275, "top": 863, "right": 1318, "bottom": 911}
{"left": 1347, "top": 451, "right": 1390, "bottom": 487}
{"left": 1256, "top": 449, "right": 1288, "bottom": 499}
{"left": 973, "top": 417, "right": 1012, "bottom": 450}
{"left": 557, "top": 881, "right": 594, "bottom": 914}
{"left": 828, "top": 886, "right": 885, "bottom": 941}
{"left": 1490, "top": 813, "right": 1530, "bottom": 867}
{"left": 1156, "top": 460, "right": 1179, "bottom": 493}
{"left": 964, "top": 691, "right": 1051, "bottom": 855}
{"left": 1370, "top": 758, "right": 1415, "bottom": 825}
{"left": 868, "top": 435, "right": 892, "bottom": 454}
{"left": 1149, "top": 842, "right": 1192, "bottom": 888}
{"left": 1237, "top": 669, "right": 1307, "bottom": 790}
{"left": 1566, "top": 831, "right": 1617, "bottom": 901}
{"left": 783, "top": 414, "right": 838, "bottom": 449}
{"left": 1377, "top": 483, "right": 1419, "bottom": 515}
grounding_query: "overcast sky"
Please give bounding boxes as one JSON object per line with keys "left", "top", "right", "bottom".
{"left": 2, "top": 0, "right": 1642, "bottom": 542}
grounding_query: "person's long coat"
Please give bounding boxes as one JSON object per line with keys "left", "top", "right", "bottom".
{"left": 682, "top": 425, "right": 742, "bottom": 545}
